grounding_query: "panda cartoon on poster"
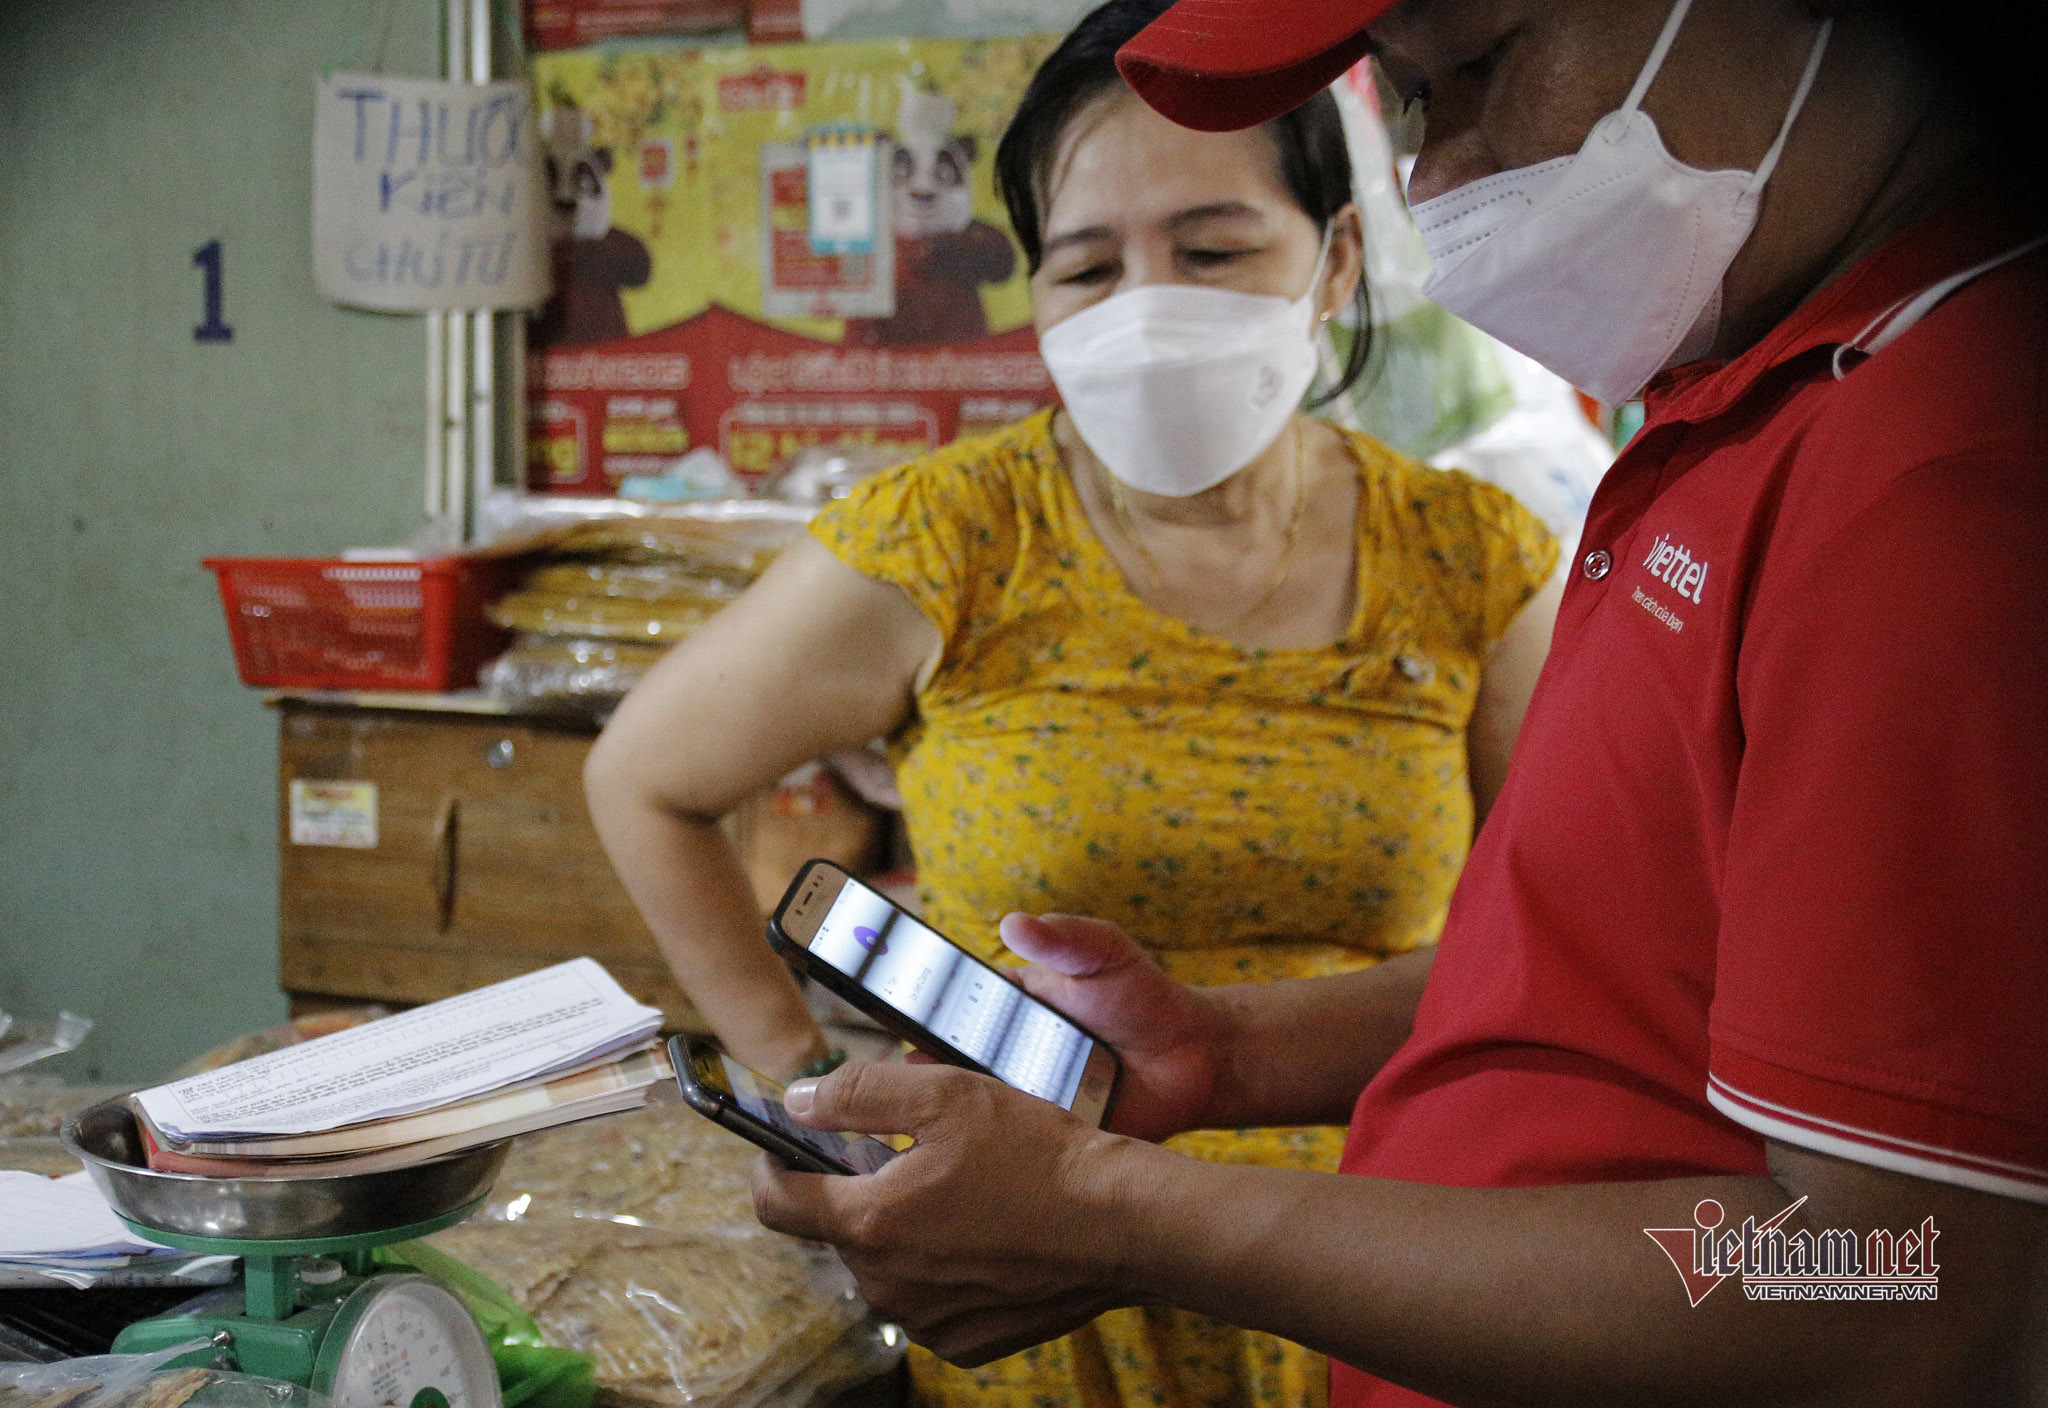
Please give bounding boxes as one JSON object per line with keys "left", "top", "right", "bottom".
{"left": 535, "top": 102, "right": 652, "bottom": 346}
{"left": 845, "top": 81, "right": 1018, "bottom": 347}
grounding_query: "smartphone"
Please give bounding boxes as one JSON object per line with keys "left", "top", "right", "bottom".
{"left": 668, "top": 1035, "right": 895, "bottom": 1176}
{"left": 767, "top": 860, "right": 1122, "bottom": 1126}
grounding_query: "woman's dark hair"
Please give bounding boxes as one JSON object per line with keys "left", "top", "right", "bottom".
{"left": 995, "top": 0, "right": 1374, "bottom": 401}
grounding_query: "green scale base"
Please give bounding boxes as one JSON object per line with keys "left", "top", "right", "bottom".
{"left": 108, "top": 1199, "right": 484, "bottom": 1385}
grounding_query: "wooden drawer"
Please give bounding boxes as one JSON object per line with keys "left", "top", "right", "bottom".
{"left": 277, "top": 702, "right": 883, "bottom": 1026}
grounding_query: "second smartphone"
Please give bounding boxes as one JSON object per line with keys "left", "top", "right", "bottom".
{"left": 768, "top": 860, "right": 1122, "bottom": 1126}
{"left": 669, "top": 1034, "right": 896, "bottom": 1175}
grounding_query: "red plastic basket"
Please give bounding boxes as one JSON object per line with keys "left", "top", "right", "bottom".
{"left": 203, "top": 556, "right": 509, "bottom": 692}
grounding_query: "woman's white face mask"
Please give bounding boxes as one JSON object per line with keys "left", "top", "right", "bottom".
{"left": 1408, "top": 0, "right": 1831, "bottom": 406}
{"left": 1039, "top": 231, "right": 1330, "bottom": 497}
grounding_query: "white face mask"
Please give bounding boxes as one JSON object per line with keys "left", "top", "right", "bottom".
{"left": 1410, "top": 0, "right": 1830, "bottom": 406}
{"left": 1038, "top": 232, "right": 1329, "bottom": 497}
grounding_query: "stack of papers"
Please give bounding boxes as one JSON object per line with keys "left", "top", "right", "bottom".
{"left": 0, "top": 1170, "right": 170, "bottom": 1271}
{"left": 0, "top": 1170, "right": 169, "bottom": 1264}
{"left": 0, "top": 1172, "right": 235, "bottom": 1288}
{"left": 130, "top": 959, "right": 669, "bottom": 1175}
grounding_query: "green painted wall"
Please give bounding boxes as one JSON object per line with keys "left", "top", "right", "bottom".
{"left": 0, "top": 0, "right": 442, "bottom": 1082}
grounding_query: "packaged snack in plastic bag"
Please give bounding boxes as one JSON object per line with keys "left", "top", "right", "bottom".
{"left": 754, "top": 1318, "right": 903, "bottom": 1408}
{"left": 421, "top": 1103, "right": 882, "bottom": 1408}
{"left": 460, "top": 1100, "right": 762, "bottom": 1234}
{"left": 0, "top": 1342, "right": 316, "bottom": 1408}
{"left": 473, "top": 495, "right": 812, "bottom": 564}
{"left": 520, "top": 562, "right": 747, "bottom": 606}
{"left": 760, "top": 445, "right": 903, "bottom": 507}
{"left": 0, "top": 1079, "right": 125, "bottom": 1139}
{"left": 483, "top": 565, "right": 737, "bottom": 656}
{"left": 424, "top": 1221, "right": 865, "bottom": 1408}
{"left": 475, "top": 499, "right": 804, "bottom": 710}
{"left": 481, "top": 635, "right": 673, "bottom": 714}
{"left": 374, "top": 1240, "right": 596, "bottom": 1408}
{"left": 486, "top": 581, "right": 732, "bottom": 641}
{"left": 516, "top": 1232, "right": 857, "bottom": 1408}
{"left": 0, "top": 1013, "right": 92, "bottom": 1078}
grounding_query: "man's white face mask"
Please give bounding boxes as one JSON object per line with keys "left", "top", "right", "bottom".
{"left": 1408, "top": 0, "right": 1831, "bottom": 405}
{"left": 1038, "top": 230, "right": 1331, "bottom": 497}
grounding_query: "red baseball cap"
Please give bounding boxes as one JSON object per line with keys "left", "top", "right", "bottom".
{"left": 1115, "top": 0, "right": 1397, "bottom": 132}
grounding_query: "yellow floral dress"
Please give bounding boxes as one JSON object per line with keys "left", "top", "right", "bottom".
{"left": 810, "top": 409, "right": 1556, "bottom": 1408}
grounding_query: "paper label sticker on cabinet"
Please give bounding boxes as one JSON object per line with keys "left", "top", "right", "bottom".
{"left": 290, "top": 780, "right": 379, "bottom": 848}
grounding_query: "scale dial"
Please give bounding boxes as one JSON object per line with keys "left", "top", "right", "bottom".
{"left": 311, "top": 1275, "right": 501, "bottom": 1408}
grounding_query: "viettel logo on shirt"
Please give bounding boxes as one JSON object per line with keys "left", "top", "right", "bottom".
{"left": 1644, "top": 1197, "right": 1941, "bottom": 1305}
{"left": 1642, "top": 533, "right": 1710, "bottom": 604}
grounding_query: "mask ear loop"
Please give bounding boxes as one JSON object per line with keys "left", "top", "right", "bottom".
{"left": 1744, "top": 17, "right": 1832, "bottom": 195}
{"left": 1302, "top": 223, "right": 1336, "bottom": 312}
{"left": 1623, "top": 0, "right": 1831, "bottom": 194}
{"left": 1619, "top": 0, "right": 1699, "bottom": 117}
{"left": 1302, "top": 223, "right": 1339, "bottom": 401}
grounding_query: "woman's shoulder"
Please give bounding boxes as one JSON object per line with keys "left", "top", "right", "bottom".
{"left": 808, "top": 411, "right": 1061, "bottom": 605}
{"left": 1333, "top": 423, "right": 1558, "bottom": 648}
{"left": 1333, "top": 423, "right": 1552, "bottom": 555}
{"left": 837, "top": 410, "right": 1059, "bottom": 520}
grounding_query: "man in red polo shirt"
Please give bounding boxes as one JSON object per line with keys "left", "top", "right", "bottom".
{"left": 754, "top": 0, "right": 2047, "bottom": 1401}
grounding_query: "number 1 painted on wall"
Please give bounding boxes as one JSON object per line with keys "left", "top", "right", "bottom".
{"left": 193, "top": 239, "right": 233, "bottom": 343}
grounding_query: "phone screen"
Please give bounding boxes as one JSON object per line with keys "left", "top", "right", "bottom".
{"left": 716, "top": 1052, "right": 894, "bottom": 1175}
{"left": 807, "top": 879, "right": 1095, "bottom": 1111}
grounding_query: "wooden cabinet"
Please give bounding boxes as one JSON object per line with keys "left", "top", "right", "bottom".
{"left": 276, "top": 698, "right": 884, "bottom": 1026}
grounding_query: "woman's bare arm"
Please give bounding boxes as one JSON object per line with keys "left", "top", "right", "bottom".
{"left": 1468, "top": 571, "right": 1563, "bottom": 824}
{"left": 584, "top": 538, "right": 939, "bottom": 1077}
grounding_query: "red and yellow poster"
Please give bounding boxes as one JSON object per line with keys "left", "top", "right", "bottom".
{"left": 528, "top": 36, "right": 1059, "bottom": 492}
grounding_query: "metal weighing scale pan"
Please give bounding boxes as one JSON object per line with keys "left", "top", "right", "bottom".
{"left": 63, "top": 1101, "right": 508, "bottom": 1244}
{"left": 59, "top": 1101, "right": 513, "bottom": 1408}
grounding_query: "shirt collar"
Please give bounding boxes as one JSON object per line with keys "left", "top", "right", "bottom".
{"left": 1641, "top": 185, "right": 2036, "bottom": 429}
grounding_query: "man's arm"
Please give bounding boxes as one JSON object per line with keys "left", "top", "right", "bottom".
{"left": 757, "top": 1063, "right": 2046, "bottom": 1407}
{"left": 1125, "top": 1136, "right": 2044, "bottom": 1407}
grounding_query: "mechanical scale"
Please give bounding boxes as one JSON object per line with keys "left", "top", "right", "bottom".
{"left": 62, "top": 1101, "right": 508, "bottom": 1408}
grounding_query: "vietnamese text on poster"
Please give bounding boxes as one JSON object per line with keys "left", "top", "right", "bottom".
{"left": 527, "top": 36, "right": 1059, "bottom": 492}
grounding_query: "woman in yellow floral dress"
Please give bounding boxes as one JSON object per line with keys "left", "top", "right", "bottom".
{"left": 586, "top": 3, "right": 1560, "bottom": 1405}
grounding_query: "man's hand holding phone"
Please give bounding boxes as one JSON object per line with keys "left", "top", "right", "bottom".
{"left": 753, "top": 1054, "right": 1158, "bottom": 1365}
{"left": 992, "top": 912, "right": 1234, "bottom": 1143}
{"left": 751, "top": 909, "right": 1249, "bottom": 1361}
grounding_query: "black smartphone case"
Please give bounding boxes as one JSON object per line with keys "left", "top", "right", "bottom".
{"left": 669, "top": 1036, "right": 854, "bottom": 1175}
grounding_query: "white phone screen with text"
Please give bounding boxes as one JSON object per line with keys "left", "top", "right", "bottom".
{"left": 808, "top": 881, "right": 1091, "bottom": 1110}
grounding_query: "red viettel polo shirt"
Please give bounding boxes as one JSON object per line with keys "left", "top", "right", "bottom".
{"left": 1334, "top": 195, "right": 2048, "bottom": 1408}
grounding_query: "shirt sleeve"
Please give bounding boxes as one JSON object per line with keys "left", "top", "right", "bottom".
{"left": 1464, "top": 474, "right": 1560, "bottom": 651}
{"left": 1709, "top": 452, "right": 2048, "bottom": 1202}
{"left": 806, "top": 442, "right": 1022, "bottom": 668}
{"left": 1399, "top": 460, "right": 1557, "bottom": 655}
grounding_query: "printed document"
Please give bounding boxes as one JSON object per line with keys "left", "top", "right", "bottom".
{"left": 133, "top": 959, "right": 662, "bottom": 1140}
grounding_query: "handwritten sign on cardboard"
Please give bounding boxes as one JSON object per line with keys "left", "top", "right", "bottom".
{"left": 314, "top": 73, "right": 550, "bottom": 312}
